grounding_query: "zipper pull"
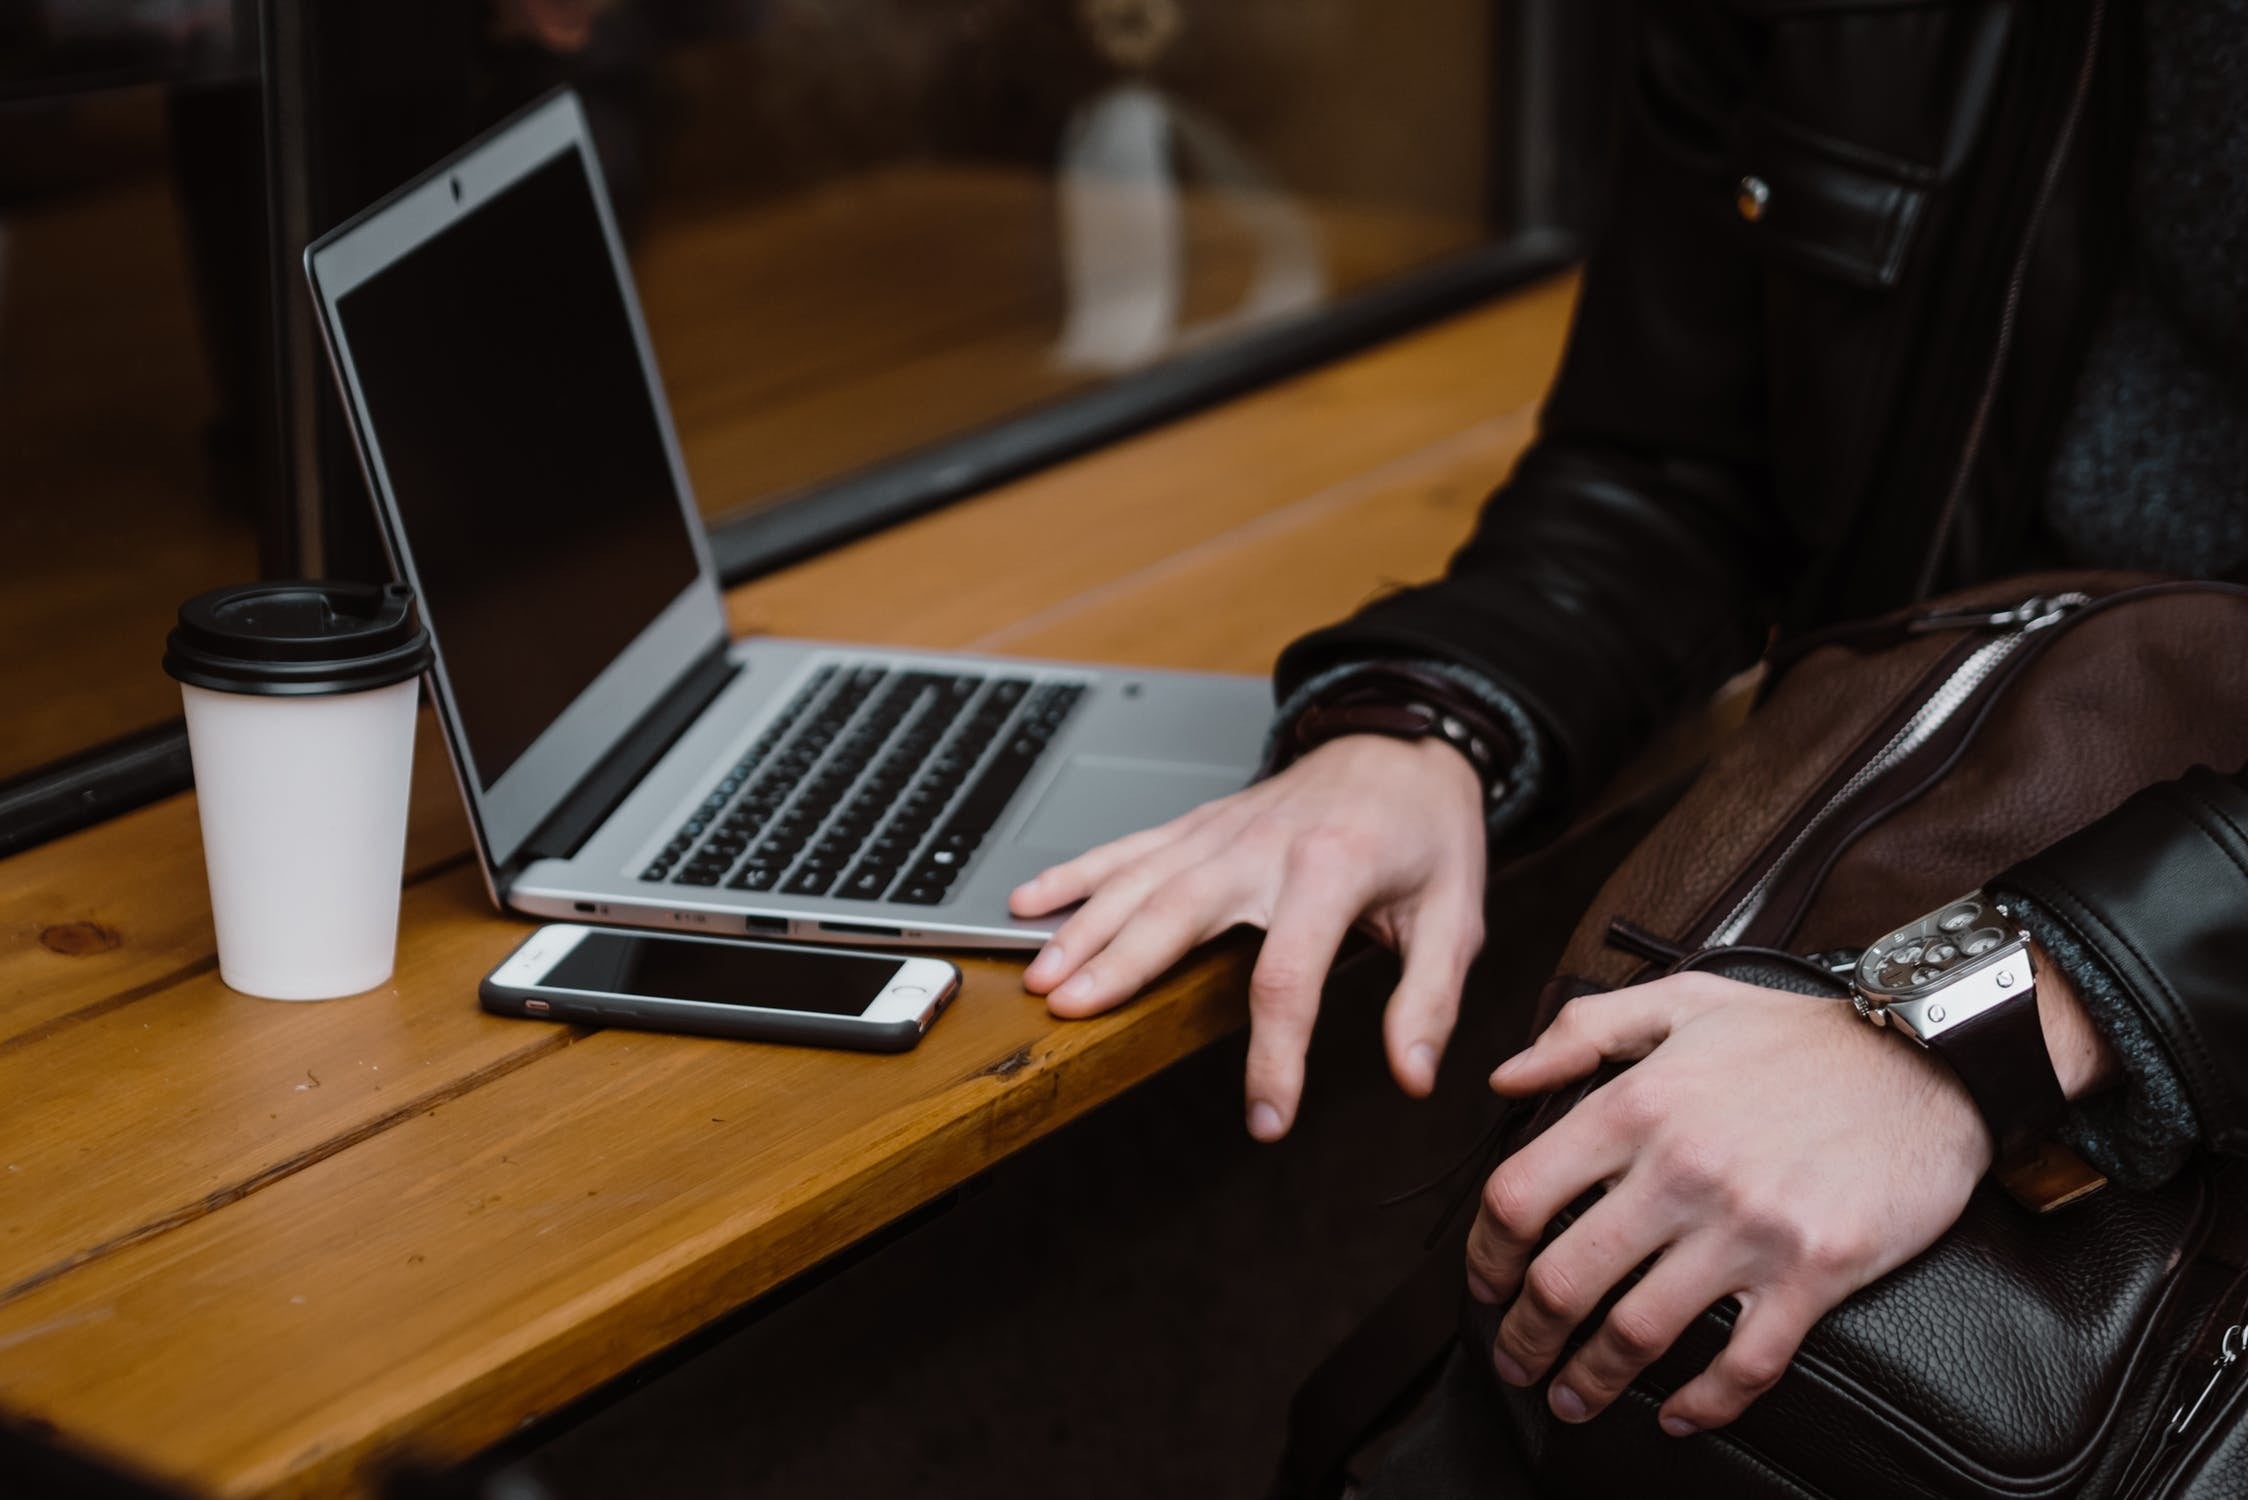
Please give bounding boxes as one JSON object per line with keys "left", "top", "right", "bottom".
{"left": 1906, "top": 592, "right": 2092, "bottom": 636}
{"left": 2168, "top": 1323, "right": 2245, "bottom": 1445}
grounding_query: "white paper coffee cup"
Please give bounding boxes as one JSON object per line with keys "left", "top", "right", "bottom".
{"left": 165, "top": 583, "right": 433, "bottom": 1001}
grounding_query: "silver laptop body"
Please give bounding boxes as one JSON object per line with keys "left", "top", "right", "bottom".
{"left": 304, "top": 91, "right": 1268, "bottom": 950}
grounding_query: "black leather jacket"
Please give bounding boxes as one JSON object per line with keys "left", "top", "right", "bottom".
{"left": 1277, "top": 0, "right": 2248, "bottom": 1171}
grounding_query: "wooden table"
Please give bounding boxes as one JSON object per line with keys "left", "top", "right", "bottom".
{"left": 0, "top": 279, "right": 1575, "bottom": 1498}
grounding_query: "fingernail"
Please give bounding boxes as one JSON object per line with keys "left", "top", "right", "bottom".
{"left": 1247, "top": 1101, "right": 1284, "bottom": 1140}
{"left": 1025, "top": 944, "right": 1059, "bottom": 980}
{"left": 1550, "top": 1384, "right": 1588, "bottom": 1423}
{"left": 1466, "top": 1271, "right": 1498, "bottom": 1305}
{"left": 1661, "top": 1416, "right": 1699, "bottom": 1438}
{"left": 1490, "top": 1349, "right": 1529, "bottom": 1386}
{"left": 1053, "top": 972, "right": 1093, "bottom": 1006}
{"left": 1409, "top": 1042, "right": 1438, "bottom": 1087}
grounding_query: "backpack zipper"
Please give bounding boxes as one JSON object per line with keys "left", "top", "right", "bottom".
{"left": 1700, "top": 592, "right": 2088, "bottom": 947}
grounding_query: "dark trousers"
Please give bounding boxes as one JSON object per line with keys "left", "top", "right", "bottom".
{"left": 1354, "top": 1348, "right": 1542, "bottom": 1499}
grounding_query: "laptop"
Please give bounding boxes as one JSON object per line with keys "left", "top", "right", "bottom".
{"left": 303, "top": 90, "right": 1270, "bottom": 950}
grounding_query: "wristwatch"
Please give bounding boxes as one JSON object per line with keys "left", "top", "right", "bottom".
{"left": 1848, "top": 890, "right": 2068, "bottom": 1172}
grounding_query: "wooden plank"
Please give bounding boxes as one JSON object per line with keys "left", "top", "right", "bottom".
{"left": 0, "top": 867, "right": 560, "bottom": 1307}
{"left": 0, "top": 723, "right": 470, "bottom": 1045}
{"left": 723, "top": 277, "right": 1575, "bottom": 647}
{"left": 0, "top": 276, "right": 1574, "bottom": 1050}
{"left": 0, "top": 927, "right": 1252, "bottom": 1499}
{"left": 978, "top": 413, "right": 1534, "bottom": 669}
{"left": 0, "top": 713, "right": 474, "bottom": 1019}
{"left": 0, "top": 375, "right": 1555, "bottom": 1498}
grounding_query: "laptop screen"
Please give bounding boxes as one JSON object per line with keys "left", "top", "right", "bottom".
{"left": 333, "top": 147, "right": 702, "bottom": 791}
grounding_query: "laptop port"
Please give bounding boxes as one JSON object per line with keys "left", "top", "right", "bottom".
{"left": 818, "top": 921, "right": 904, "bottom": 938}
{"left": 742, "top": 915, "right": 789, "bottom": 935}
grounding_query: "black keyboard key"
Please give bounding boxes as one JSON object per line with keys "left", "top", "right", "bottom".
{"left": 785, "top": 867, "right": 838, "bottom": 896}
{"left": 894, "top": 882, "right": 947, "bottom": 905}
{"left": 640, "top": 863, "right": 670, "bottom": 882}
{"left": 837, "top": 867, "right": 894, "bottom": 900}
{"left": 675, "top": 868, "right": 724, "bottom": 887}
{"left": 727, "top": 865, "right": 781, "bottom": 891}
{"left": 904, "top": 859, "right": 960, "bottom": 889}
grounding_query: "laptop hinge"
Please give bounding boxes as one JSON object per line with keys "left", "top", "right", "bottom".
{"left": 507, "top": 643, "right": 741, "bottom": 875}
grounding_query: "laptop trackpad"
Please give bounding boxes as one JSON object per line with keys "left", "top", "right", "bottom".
{"left": 1015, "top": 756, "right": 1247, "bottom": 854}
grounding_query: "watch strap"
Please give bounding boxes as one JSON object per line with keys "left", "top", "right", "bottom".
{"left": 1924, "top": 985, "right": 2069, "bottom": 1171}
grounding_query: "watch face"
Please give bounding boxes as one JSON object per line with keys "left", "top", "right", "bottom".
{"left": 1855, "top": 892, "right": 2020, "bottom": 999}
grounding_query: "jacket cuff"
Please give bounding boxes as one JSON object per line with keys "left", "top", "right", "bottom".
{"left": 1267, "top": 657, "right": 1553, "bottom": 850}
{"left": 1994, "top": 888, "right": 2199, "bottom": 1189}
{"left": 1997, "top": 767, "right": 2248, "bottom": 1165}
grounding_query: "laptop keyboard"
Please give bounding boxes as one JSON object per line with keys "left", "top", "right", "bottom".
{"left": 639, "top": 663, "right": 1085, "bottom": 906}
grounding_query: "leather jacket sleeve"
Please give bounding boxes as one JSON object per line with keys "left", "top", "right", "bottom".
{"left": 1275, "top": 7, "right": 1793, "bottom": 818}
{"left": 2000, "top": 765, "right": 2248, "bottom": 1164}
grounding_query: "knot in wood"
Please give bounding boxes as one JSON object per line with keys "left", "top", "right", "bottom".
{"left": 39, "top": 922, "right": 121, "bottom": 957}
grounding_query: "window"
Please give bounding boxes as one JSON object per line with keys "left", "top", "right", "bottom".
{"left": 0, "top": 0, "right": 1605, "bottom": 852}
{"left": 0, "top": 2, "right": 267, "bottom": 806}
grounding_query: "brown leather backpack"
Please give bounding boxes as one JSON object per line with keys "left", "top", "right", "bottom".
{"left": 1482, "top": 570, "right": 2248, "bottom": 1499}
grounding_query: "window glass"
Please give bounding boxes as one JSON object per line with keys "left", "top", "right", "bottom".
{"left": 305, "top": 0, "right": 1522, "bottom": 526}
{"left": 0, "top": 0, "right": 1597, "bottom": 829}
{"left": 0, "top": 3, "right": 267, "bottom": 785}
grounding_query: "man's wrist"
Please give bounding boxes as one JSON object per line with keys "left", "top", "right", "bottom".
{"left": 1275, "top": 665, "right": 1517, "bottom": 806}
{"left": 2032, "top": 941, "right": 2122, "bottom": 1101}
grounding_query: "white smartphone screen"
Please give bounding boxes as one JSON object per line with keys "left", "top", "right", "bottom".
{"left": 539, "top": 930, "right": 905, "bottom": 1016}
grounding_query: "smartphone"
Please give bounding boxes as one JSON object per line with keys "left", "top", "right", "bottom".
{"left": 481, "top": 924, "right": 962, "bottom": 1052}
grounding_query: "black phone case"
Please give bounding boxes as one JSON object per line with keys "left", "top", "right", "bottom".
{"left": 479, "top": 932, "right": 953, "bottom": 1054}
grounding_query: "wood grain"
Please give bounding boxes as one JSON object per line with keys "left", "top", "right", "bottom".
{"left": 0, "top": 280, "right": 1578, "bottom": 1498}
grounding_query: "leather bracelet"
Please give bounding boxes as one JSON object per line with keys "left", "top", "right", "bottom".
{"left": 1275, "top": 665, "right": 1516, "bottom": 808}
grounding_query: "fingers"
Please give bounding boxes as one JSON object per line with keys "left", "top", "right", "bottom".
{"left": 1466, "top": 1104, "right": 1635, "bottom": 1308}
{"left": 1657, "top": 1291, "right": 1814, "bottom": 1436}
{"left": 1489, "top": 986, "right": 1683, "bottom": 1097}
{"left": 1485, "top": 1183, "right": 1676, "bottom": 1391}
{"left": 1037, "top": 851, "right": 1240, "bottom": 1017}
{"left": 1381, "top": 890, "right": 1483, "bottom": 1097}
{"left": 1010, "top": 801, "right": 1222, "bottom": 921}
{"left": 1542, "top": 1236, "right": 1736, "bottom": 1423}
{"left": 1241, "top": 857, "right": 1366, "bottom": 1140}
{"left": 1022, "top": 806, "right": 1239, "bottom": 1001}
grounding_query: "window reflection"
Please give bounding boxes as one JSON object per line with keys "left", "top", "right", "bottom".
{"left": 310, "top": 0, "right": 1503, "bottom": 522}
{"left": 0, "top": 3, "right": 266, "bottom": 785}
{"left": 0, "top": 0, "right": 1557, "bottom": 818}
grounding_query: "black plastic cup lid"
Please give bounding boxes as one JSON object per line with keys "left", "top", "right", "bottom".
{"left": 163, "top": 582, "right": 434, "bottom": 697}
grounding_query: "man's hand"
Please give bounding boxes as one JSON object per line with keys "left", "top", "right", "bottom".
{"left": 1009, "top": 735, "right": 1489, "bottom": 1141}
{"left": 1466, "top": 974, "right": 1993, "bottom": 1437}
